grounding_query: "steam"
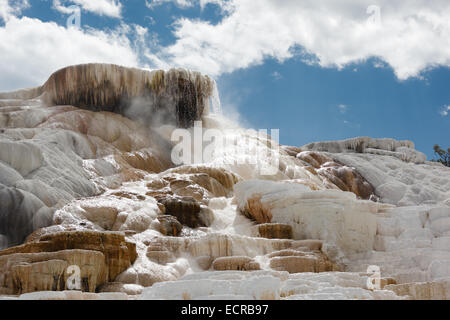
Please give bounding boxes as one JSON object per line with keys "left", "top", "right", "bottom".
{"left": 122, "top": 76, "right": 225, "bottom": 167}
{"left": 123, "top": 94, "right": 180, "bottom": 166}
{"left": 124, "top": 95, "right": 178, "bottom": 129}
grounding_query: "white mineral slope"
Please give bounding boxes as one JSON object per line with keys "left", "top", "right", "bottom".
{"left": 347, "top": 205, "right": 450, "bottom": 284}
{"left": 297, "top": 138, "right": 450, "bottom": 286}
{"left": 0, "top": 64, "right": 221, "bottom": 249}
{"left": 198, "top": 114, "right": 331, "bottom": 185}
{"left": 231, "top": 180, "right": 450, "bottom": 298}
{"left": 234, "top": 180, "right": 389, "bottom": 259}
{"left": 301, "top": 137, "right": 422, "bottom": 162}
{"left": 0, "top": 105, "right": 140, "bottom": 247}
{"left": 2, "top": 65, "right": 450, "bottom": 300}
{"left": 140, "top": 270, "right": 405, "bottom": 300}
{"left": 331, "top": 153, "right": 450, "bottom": 206}
{"left": 300, "top": 136, "right": 450, "bottom": 206}
{"left": 233, "top": 165, "right": 450, "bottom": 294}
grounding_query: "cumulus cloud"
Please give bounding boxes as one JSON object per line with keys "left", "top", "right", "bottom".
{"left": 439, "top": 105, "right": 450, "bottom": 116}
{"left": 0, "top": 0, "right": 29, "bottom": 21}
{"left": 153, "top": 0, "right": 450, "bottom": 80}
{"left": 0, "top": 15, "right": 139, "bottom": 90}
{"left": 53, "top": 0, "right": 122, "bottom": 18}
{"left": 3, "top": 0, "right": 450, "bottom": 91}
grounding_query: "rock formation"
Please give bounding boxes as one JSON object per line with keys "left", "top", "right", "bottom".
{"left": 235, "top": 180, "right": 386, "bottom": 255}
{"left": 256, "top": 223, "right": 293, "bottom": 240}
{"left": 1, "top": 64, "right": 450, "bottom": 300}
{"left": 0, "top": 230, "right": 136, "bottom": 294}
{"left": 212, "top": 256, "right": 261, "bottom": 271}
{"left": 41, "top": 64, "right": 215, "bottom": 128}
{"left": 156, "top": 215, "right": 183, "bottom": 237}
{"left": 0, "top": 63, "right": 219, "bottom": 247}
{"left": 296, "top": 151, "right": 376, "bottom": 200}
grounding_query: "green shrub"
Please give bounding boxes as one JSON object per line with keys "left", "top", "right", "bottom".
{"left": 433, "top": 144, "right": 450, "bottom": 167}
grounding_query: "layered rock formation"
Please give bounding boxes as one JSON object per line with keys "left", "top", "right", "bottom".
{"left": 300, "top": 137, "right": 425, "bottom": 163}
{"left": 1, "top": 64, "right": 450, "bottom": 300}
{"left": 41, "top": 64, "right": 215, "bottom": 128}
{"left": 235, "top": 180, "right": 383, "bottom": 256}
{"left": 212, "top": 256, "right": 261, "bottom": 271}
{"left": 295, "top": 151, "right": 376, "bottom": 200}
{"left": 0, "top": 64, "right": 220, "bottom": 248}
{"left": 0, "top": 63, "right": 215, "bottom": 129}
{"left": 0, "top": 230, "right": 136, "bottom": 294}
{"left": 140, "top": 270, "right": 403, "bottom": 300}
{"left": 255, "top": 223, "right": 293, "bottom": 240}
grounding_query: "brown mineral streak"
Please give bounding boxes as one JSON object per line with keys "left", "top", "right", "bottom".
{"left": 41, "top": 63, "right": 215, "bottom": 128}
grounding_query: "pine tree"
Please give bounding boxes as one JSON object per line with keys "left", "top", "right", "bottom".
{"left": 433, "top": 144, "right": 450, "bottom": 167}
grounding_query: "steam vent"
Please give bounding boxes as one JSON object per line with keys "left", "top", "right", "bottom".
{"left": 1, "top": 63, "right": 450, "bottom": 300}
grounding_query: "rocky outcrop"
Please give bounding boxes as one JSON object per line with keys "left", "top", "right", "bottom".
{"left": 235, "top": 180, "right": 384, "bottom": 255}
{"left": 296, "top": 151, "right": 376, "bottom": 200}
{"left": 53, "top": 192, "right": 163, "bottom": 234}
{"left": 0, "top": 103, "right": 171, "bottom": 249}
{"left": 156, "top": 215, "right": 183, "bottom": 236}
{"left": 42, "top": 64, "right": 215, "bottom": 128}
{"left": 0, "top": 230, "right": 136, "bottom": 294}
{"left": 301, "top": 137, "right": 426, "bottom": 164}
{"left": 385, "top": 280, "right": 450, "bottom": 300}
{"left": 3, "top": 64, "right": 449, "bottom": 301}
{"left": 38, "top": 231, "right": 137, "bottom": 280}
{"left": 302, "top": 137, "right": 414, "bottom": 154}
{"left": 268, "top": 249, "right": 337, "bottom": 273}
{"left": 146, "top": 243, "right": 176, "bottom": 265}
{"left": 317, "top": 164, "right": 376, "bottom": 200}
{"left": 140, "top": 234, "right": 334, "bottom": 278}
{"left": 156, "top": 195, "right": 214, "bottom": 228}
{"left": 145, "top": 166, "right": 240, "bottom": 206}
{"left": 256, "top": 223, "right": 293, "bottom": 239}
{"left": 0, "top": 63, "right": 218, "bottom": 250}
{"left": 212, "top": 256, "right": 261, "bottom": 271}
{"left": 0, "top": 249, "right": 106, "bottom": 294}
{"left": 240, "top": 193, "right": 272, "bottom": 224}
{"left": 168, "top": 166, "right": 241, "bottom": 193}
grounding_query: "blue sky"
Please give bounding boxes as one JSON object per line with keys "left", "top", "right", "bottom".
{"left": 218, "top": 58, "right": 450, "bottom": 159}
{"left": 0, "top": 0, "right": 449, "bottom": 159}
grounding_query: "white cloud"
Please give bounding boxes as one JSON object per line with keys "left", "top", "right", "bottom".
{"left": 373, "top": 61, "right": 386, "bottom": 69}
{"left": 440, "top": 105, "right": 450, "bottom": 116}
{"left": 3, "top": 0, "right": 450, "bottom": 91}
{"left": 145, "top": 0, "right": 230, "bottom": 10}
{"left": 0, "top": 0, "right": 29, "bottom": 21}
{"left": 154, "top": 0, "right": 450, "bottom": 80}
{"left": 338, "top": 104, "right": 348, "bottom": 114}
{"left": 53, "top": 0, "right": 122, "bottom": 18}
{"left": 145, "top": 0, "right": 193, "bottom": 9}
{"left": 0, "top": 15, "right": 139, "bottom": 90}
